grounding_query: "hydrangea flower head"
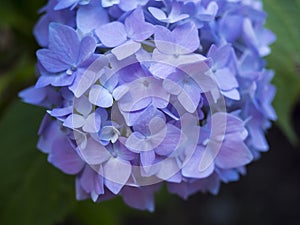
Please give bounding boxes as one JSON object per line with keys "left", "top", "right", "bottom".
{"left": 20, "top": 0, "right": 276, "bottom": 211}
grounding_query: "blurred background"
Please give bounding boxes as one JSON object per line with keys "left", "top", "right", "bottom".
{"left": 0, "top": 0, "right": 300, "bottom": 224}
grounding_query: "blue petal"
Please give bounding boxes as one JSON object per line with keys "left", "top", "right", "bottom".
{"left": 77, "top": 36, "right": 97, "bottom": 65}
{"left": 37, "top": 49, "right": 69, "bottom": 73}
{"left": 77, "top": 0, "right": 109, "bottom": 33}
{"left": 54, "top": 0, "right": 78, "bottom": 10}
{"left": 48, "top": 23, "right": 80, "bottom": 63}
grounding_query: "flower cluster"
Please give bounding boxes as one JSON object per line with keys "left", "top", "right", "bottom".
{"left": 20, "top": 0, "right": 276, "bottom": 211}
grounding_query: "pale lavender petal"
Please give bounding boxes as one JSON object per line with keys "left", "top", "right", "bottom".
{"left": 117, "top": 77, "right": 169, "bottom": 112}
{"left": 112, "top": 85, "right": 129, "bottom": 101}
{"left": 178, "top": 82, "right": 201, "bottom": 113}
{"left": 156, "top": 158, "right": 179, "bottom": 181}
{"left": 222, "top": 89, "right": 240, "bottom": 100}
{"left": 140, "top": 150, "right": 155, "bottom": 167}
{"left": 74, "top": 95, "right": 92, "bottom": 117}
{"left": 126, "top": 132, "right": 150, "bottom": 152}
{"left": 125, "top": 7, "right": 154, "bottom": 42}
{"left": 182, "top": 146, "right": 214, "bottom": 178}
{"left": 111, "top": 40, "right": 141, "bottom": 60}
{"left": 173, "top": 22, "right": 200, "bottom": 54}
{"left": 80, "top": 138, "right": 111, "bottom": 165}
{"left": 63, "top": 114, "right": 86, "bottom": 129}
{"left": 103, "top": 158, "right": 131, "bottom": 194}
{"left": 101, "top": 0, "right": 119, "bottom": 8}
{"left": 96, "top": 22, "right": 127, "bottom": 47}
{"left": 49, "top": 106, "right": 72, "bottom": 118}
{"left": 154, "top": 26, "right": 176, "bottom": 55}
{"left": 83, "top": 112, "right": 101, "bottom": 133}
{"left": 69, "top": 71, "right": 94, "bottom": 98}
{"left": 89, "top": 84, "right": 113, "bottom": 108}
{"left": 163, "top": 76, "right": 182, "bottom": 95}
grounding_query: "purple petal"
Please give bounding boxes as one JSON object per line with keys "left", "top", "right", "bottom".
{"left": 38, "top": 116, "right": 63, "bottom": 153}
{"left": 155, "top": 123, "right": 181, "bottom": 156}
{"left": 215, "top": 141, "right": 253, "bottom": 169}
{"left": 121, "top": 185, "right": 158, "bottom": 212}
{"left": 79, "top": 165, "right": 104, "bottom": 195}
{"left": 49, "top": 137, "right": 85, "bottom": 174}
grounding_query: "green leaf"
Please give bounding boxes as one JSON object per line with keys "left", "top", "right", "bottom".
{"left": 263, "top": 0, "right": 300, "bottom": 144}
{"left": 0, "top": 101, "right": 76, "bottom": 225}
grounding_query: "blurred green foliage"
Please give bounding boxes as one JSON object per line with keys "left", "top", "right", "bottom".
{"left": 264, "top": 0, "right": 300, "bottom": 144}
{"left": 0, "top": 0, "right": 299, "bottom": 224}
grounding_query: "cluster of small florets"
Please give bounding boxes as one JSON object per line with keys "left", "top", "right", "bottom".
{"left": 20, "top": 0, "right": 276, "bottom": 211}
